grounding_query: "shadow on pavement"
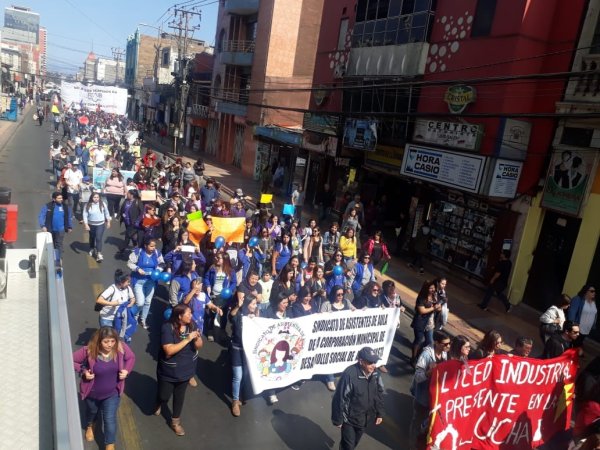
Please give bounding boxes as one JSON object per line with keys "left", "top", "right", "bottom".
{"left": 74, "top": 327, "right": 97, "bottom": 346}
{"left": 197, "top": 348, "right": 231, "bottom": 407}
{"left": 271, "top": 408, "right": 335, "bottom": 450}
{"left": 366, "top": 389, "right": 413, "bottom": 450}
{"left": 125, "top": 370, "right": 158, "bottom": 416}
{"left": 69, "top": 240, "right": 89, "bottom": 255}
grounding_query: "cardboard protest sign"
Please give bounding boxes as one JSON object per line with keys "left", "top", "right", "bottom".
{"left": 140, "top": 190, "right": 157, "bottom": 202}
{"left": 92, "top": 168, "right": 135, "bottom": 191}
{"left": 242, "top": 308, "right": 399, "bottom": 394}
{"left": 282, "top": 204, "right": 295, "bottom": 216}
{"left": 210, "top": 217, "right": 245, "bottom": 243}
{"left": 427, "top": 349, "right": 578, "bottom": 450}
{"left": 260, "top": 193, "right": 273, "bottom": 204}
{"left": 186, "top": 210, "right": 203, "bottom": 222}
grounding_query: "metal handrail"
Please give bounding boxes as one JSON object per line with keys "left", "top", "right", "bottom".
{"left": 42, "top": 236, "right": 83, "bottom": 450}
{"left": 221, "top": 91, "right": 250, "bottom": 104}
{"left": 222, "top": 39, "right": 256, "bottom": 53}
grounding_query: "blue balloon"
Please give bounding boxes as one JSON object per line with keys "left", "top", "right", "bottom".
{"left": 215, "top": 236, "right": 226, "bottom": 249}
{"left": 333, "top": 265, "right": 344, "bottom": 277}
{"left": 151, "top": 269, "right": 162, "bottom": 281}
{"left": 220, "top": 287, "right": 233, "bottom": 299}
{"left": 248, "top": 236, "right": 259, "bottom": 248}
{"left": 160, "top": 271, "right": 172, "bottom": 283}
{"left": 163, "top": 308, "right": 172, "bottom": 320}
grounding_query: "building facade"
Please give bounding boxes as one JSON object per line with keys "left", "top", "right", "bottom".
{"left": 210, "top": 0, "right": 324, "bottom": 188}
{"left": 512, "top": 0, "right": 600, "bottom": 324}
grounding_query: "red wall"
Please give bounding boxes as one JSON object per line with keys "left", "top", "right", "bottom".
{"left": 419, "top": 0, "right": 586, "bottom": 194}
{"left": 309, "top": 1, "right": 356, "bottom": 112}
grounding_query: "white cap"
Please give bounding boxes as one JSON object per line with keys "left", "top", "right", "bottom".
{"left": 187, "top": 187, "right": 196, "bottom": 194}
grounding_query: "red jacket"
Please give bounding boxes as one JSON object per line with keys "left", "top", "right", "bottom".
{"left": 73, "top": 343, "right": 136, "bottom": 400}
{"left": 363, "top": 239, "right": 391, "bottom": 260}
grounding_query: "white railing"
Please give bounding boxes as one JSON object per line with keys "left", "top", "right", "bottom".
{"left": 191, "top": 103, "right": 209, "bottom": 118}
{"left": 39, "top": 234, "right": 84, "bottom": 450}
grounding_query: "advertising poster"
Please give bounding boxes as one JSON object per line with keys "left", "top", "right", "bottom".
{"left": 401, "top": 144, "right": 486, "bottom": 193}
{"left": 488, "top": 160, "right": 523, "bottom": 198}
{"left": 343, "top": 119, "right": 378, "bottom": 151}
{"left": 541, "top": 149, "right": 597, "bottom": 216}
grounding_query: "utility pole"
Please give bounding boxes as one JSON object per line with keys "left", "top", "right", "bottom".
{"left": 111, "top": 47, "right": 125, "bottom": 86}
{"left": 168, "top": 5, "right": 201, "bottom": 155}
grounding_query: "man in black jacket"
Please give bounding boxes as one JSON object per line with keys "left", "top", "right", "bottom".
{"left": 543, "top": 320, "right": 579, "bottom": 359}
{"left": 332, "top": 346, "right": 384, "bottom": 450}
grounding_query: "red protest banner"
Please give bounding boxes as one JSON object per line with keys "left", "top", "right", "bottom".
{"left": 427, "top": 349, "right": 578, "bottom": 450}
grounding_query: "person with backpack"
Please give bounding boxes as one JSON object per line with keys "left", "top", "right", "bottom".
{"left": 95, "top": 269, "right": 135, "bottom": 328}
{"left": 127, "top": 237, "right": 165, "bottom": 330}
{"left": 83, "top": 192, "right": 111, "bottom": 262}
{"left": 38, "top": 191, "right": 73, "bottom": 267}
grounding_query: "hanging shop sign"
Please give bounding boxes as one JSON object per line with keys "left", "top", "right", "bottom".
{"left": 496, "top": 118, "right": 532, "bottom": 161}
{"left": 444, "top": 85, "right": 477, "bottom": 114}
{"left": 343, "top": 118, "right": 378, "bottom": 151}
{"left": 303, "top": 112, "right": 339, "bottom": 136}
{"left": 401, "top": 144, "right": 486, "bottom": 193}
{"left": 541, "top": 149, "right": 598, "bottom": 216}
{"left": 412, "top": 118, "right": 482, "bottom": 151}
{"left": 364, "top": 145, "right": 404, "bottom": 176}
{"left": 487, "top": 159, "right": 523, "bottom": 198}
{"left": 302, "top": 131, "right": 338, "bottom": 157}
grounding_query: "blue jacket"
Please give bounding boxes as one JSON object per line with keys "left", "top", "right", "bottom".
{"left": 567, "top": 295, "right": 597, "bottom": 330}
{"left": 38, "top": 201, "right": 72, "bottom": 231}
{"left": 200, "top": 186, "right": 218, "bottom": 205}
{"left": 351, "top": 263, "right": 375, "bottom": 292}
{"left": 238, "top": 248, "right": 265, "bottom": 278}
{"left": 203, "top": 266, "right": 237, "bottom": 293}
{"left": 164, "top": 249, "right": 206, "bottom": 275}
{"left": 127, "top": 248, "right": 165, "bottom": 281}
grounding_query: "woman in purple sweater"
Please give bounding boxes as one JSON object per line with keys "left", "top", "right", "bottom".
{"left": 73, "top": 327, "right": 136, "bottom": 449}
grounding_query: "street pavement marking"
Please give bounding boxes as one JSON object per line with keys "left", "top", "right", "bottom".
{"left": 92, "top": 283, "right": 104, "bottom": 298}
{"left": 117, "top": 394, "right": 143, "bottom": 450}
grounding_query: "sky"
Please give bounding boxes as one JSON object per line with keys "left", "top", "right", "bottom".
{"left": 0, "top": 0, "right": 219, "bottom": 74}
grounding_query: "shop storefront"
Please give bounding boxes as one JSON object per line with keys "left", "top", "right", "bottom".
{"left": 400, "top": 143, "right": 522, "bottom": 280}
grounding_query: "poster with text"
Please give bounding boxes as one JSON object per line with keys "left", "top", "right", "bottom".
{"left": 92, "top": 168, "right": 135, "bottom": 191}
{"left": 242, "top": 308, "right": 400, "bottom": 394}
{"left": 61, "top": 81, "right": 128, "bottom": 115}
{"left": 427, "top": 350, "right": 578, "bottom": 450}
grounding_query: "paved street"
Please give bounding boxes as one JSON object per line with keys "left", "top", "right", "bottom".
{"left": 3, "top": 110, "right": 414, "bottom": 449}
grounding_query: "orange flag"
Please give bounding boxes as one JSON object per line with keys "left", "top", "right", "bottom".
{"left": 210, "top": 217, "right": 245, "bottom": 244}
{"left": 188, "top": 219, "right": 209, "bottom": 245}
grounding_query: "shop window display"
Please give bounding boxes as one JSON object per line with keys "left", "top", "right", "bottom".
{"left": 429, "top": 200, "right": 496, "bottom": 278}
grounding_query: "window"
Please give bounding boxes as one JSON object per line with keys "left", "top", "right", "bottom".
{"left": 338, "top": 18, "right": 349, "bottom": 50}
{"left": 471, "top": 0, "right": 497, "bottom": 37}
{"left": 560, "top": 127, "right": 593, "bottom": 147}
{"left": 161, "top": 48, "right": 170, "bottom": 67}
{"left": 591, "top": 15, "right": 600, "bottom": 54}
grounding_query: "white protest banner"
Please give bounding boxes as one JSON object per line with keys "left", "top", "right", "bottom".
{"left": 92, "top": 168, "right": 135, "bottom": 191}
{"left": 242, "top": 308, "right": 399, "bottom": 394}
{"left": 61, "top": 81, "right": 128, "bottom": 115}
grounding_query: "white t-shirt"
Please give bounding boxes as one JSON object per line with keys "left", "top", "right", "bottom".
{"left": 94, "top": 148, "right": 107, "bottom": 165}
{"left": 64, "top": 169, "right": 83, "bottom": 193}
{"left": 258, "top": 279, "right": 274, "bottom": 305}
{"left": 99, "top": 284, "right": 134, "bottom": 321}
{"left": 579, "top": 300, "right": 597, "bottom": 335}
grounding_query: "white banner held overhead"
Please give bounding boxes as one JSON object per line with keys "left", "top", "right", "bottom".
{"left": 242, "top": 308, "right": 399, "bottom": 394}
{"left": 60, "top": 81, "right": 128, "bottom": 115}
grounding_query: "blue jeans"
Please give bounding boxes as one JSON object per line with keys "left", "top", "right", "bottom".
{"left": 89, "top": 223, "right": 106, "bottom": 252}
{"left": 99, "top": 317, "right": 113, "bottom": 328}
{"left": 232, "top": 365, "right": 249, "bottom": 401}
{"left": 85, "top": 394, "right": 121, "bottom": 445}
{"left": 134, "top": 278, "right": 155, "bottom": 323}
{"left": 413, "top": 328, "right": 433, "bottom": 351}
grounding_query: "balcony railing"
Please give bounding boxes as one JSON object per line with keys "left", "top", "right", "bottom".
{"left": 214, "top": 90, "right": 249, "bottom": 116}
{"left": 190, "top": 103, "right": 209, "bottom": 118}
{"left": 222, "top": 40, "right": 255, "bottom": 53}
{"left": 573, "top": 54, "right": 600, "bottom": 97}
{"left": 221, "top": 90, "right": 249, "bottom": 104}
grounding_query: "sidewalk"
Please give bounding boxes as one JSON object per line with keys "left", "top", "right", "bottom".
{"left": 0, "top": 104, "right": 31, "bottom": 151}
{"left": 144, "top": 134, "right": 600, "bottom": 361}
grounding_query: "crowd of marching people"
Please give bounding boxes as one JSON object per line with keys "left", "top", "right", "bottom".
{"left": 33, "top": 105, "right": 599, "bottom": 449}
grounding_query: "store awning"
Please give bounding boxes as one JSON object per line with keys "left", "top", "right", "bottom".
{"left": 254, "top": 126, "right": 302, "bottom": 147}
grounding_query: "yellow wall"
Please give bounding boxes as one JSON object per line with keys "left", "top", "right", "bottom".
{"left": 563, "top": 165, "right": 600, "bottom": 293}
{"left": 509, "top": 194, "right": 545, "bottom": 303}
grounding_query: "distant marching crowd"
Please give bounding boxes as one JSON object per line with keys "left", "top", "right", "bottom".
{"left": 34, "top": 105, "right": 599, "bottom": 450}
